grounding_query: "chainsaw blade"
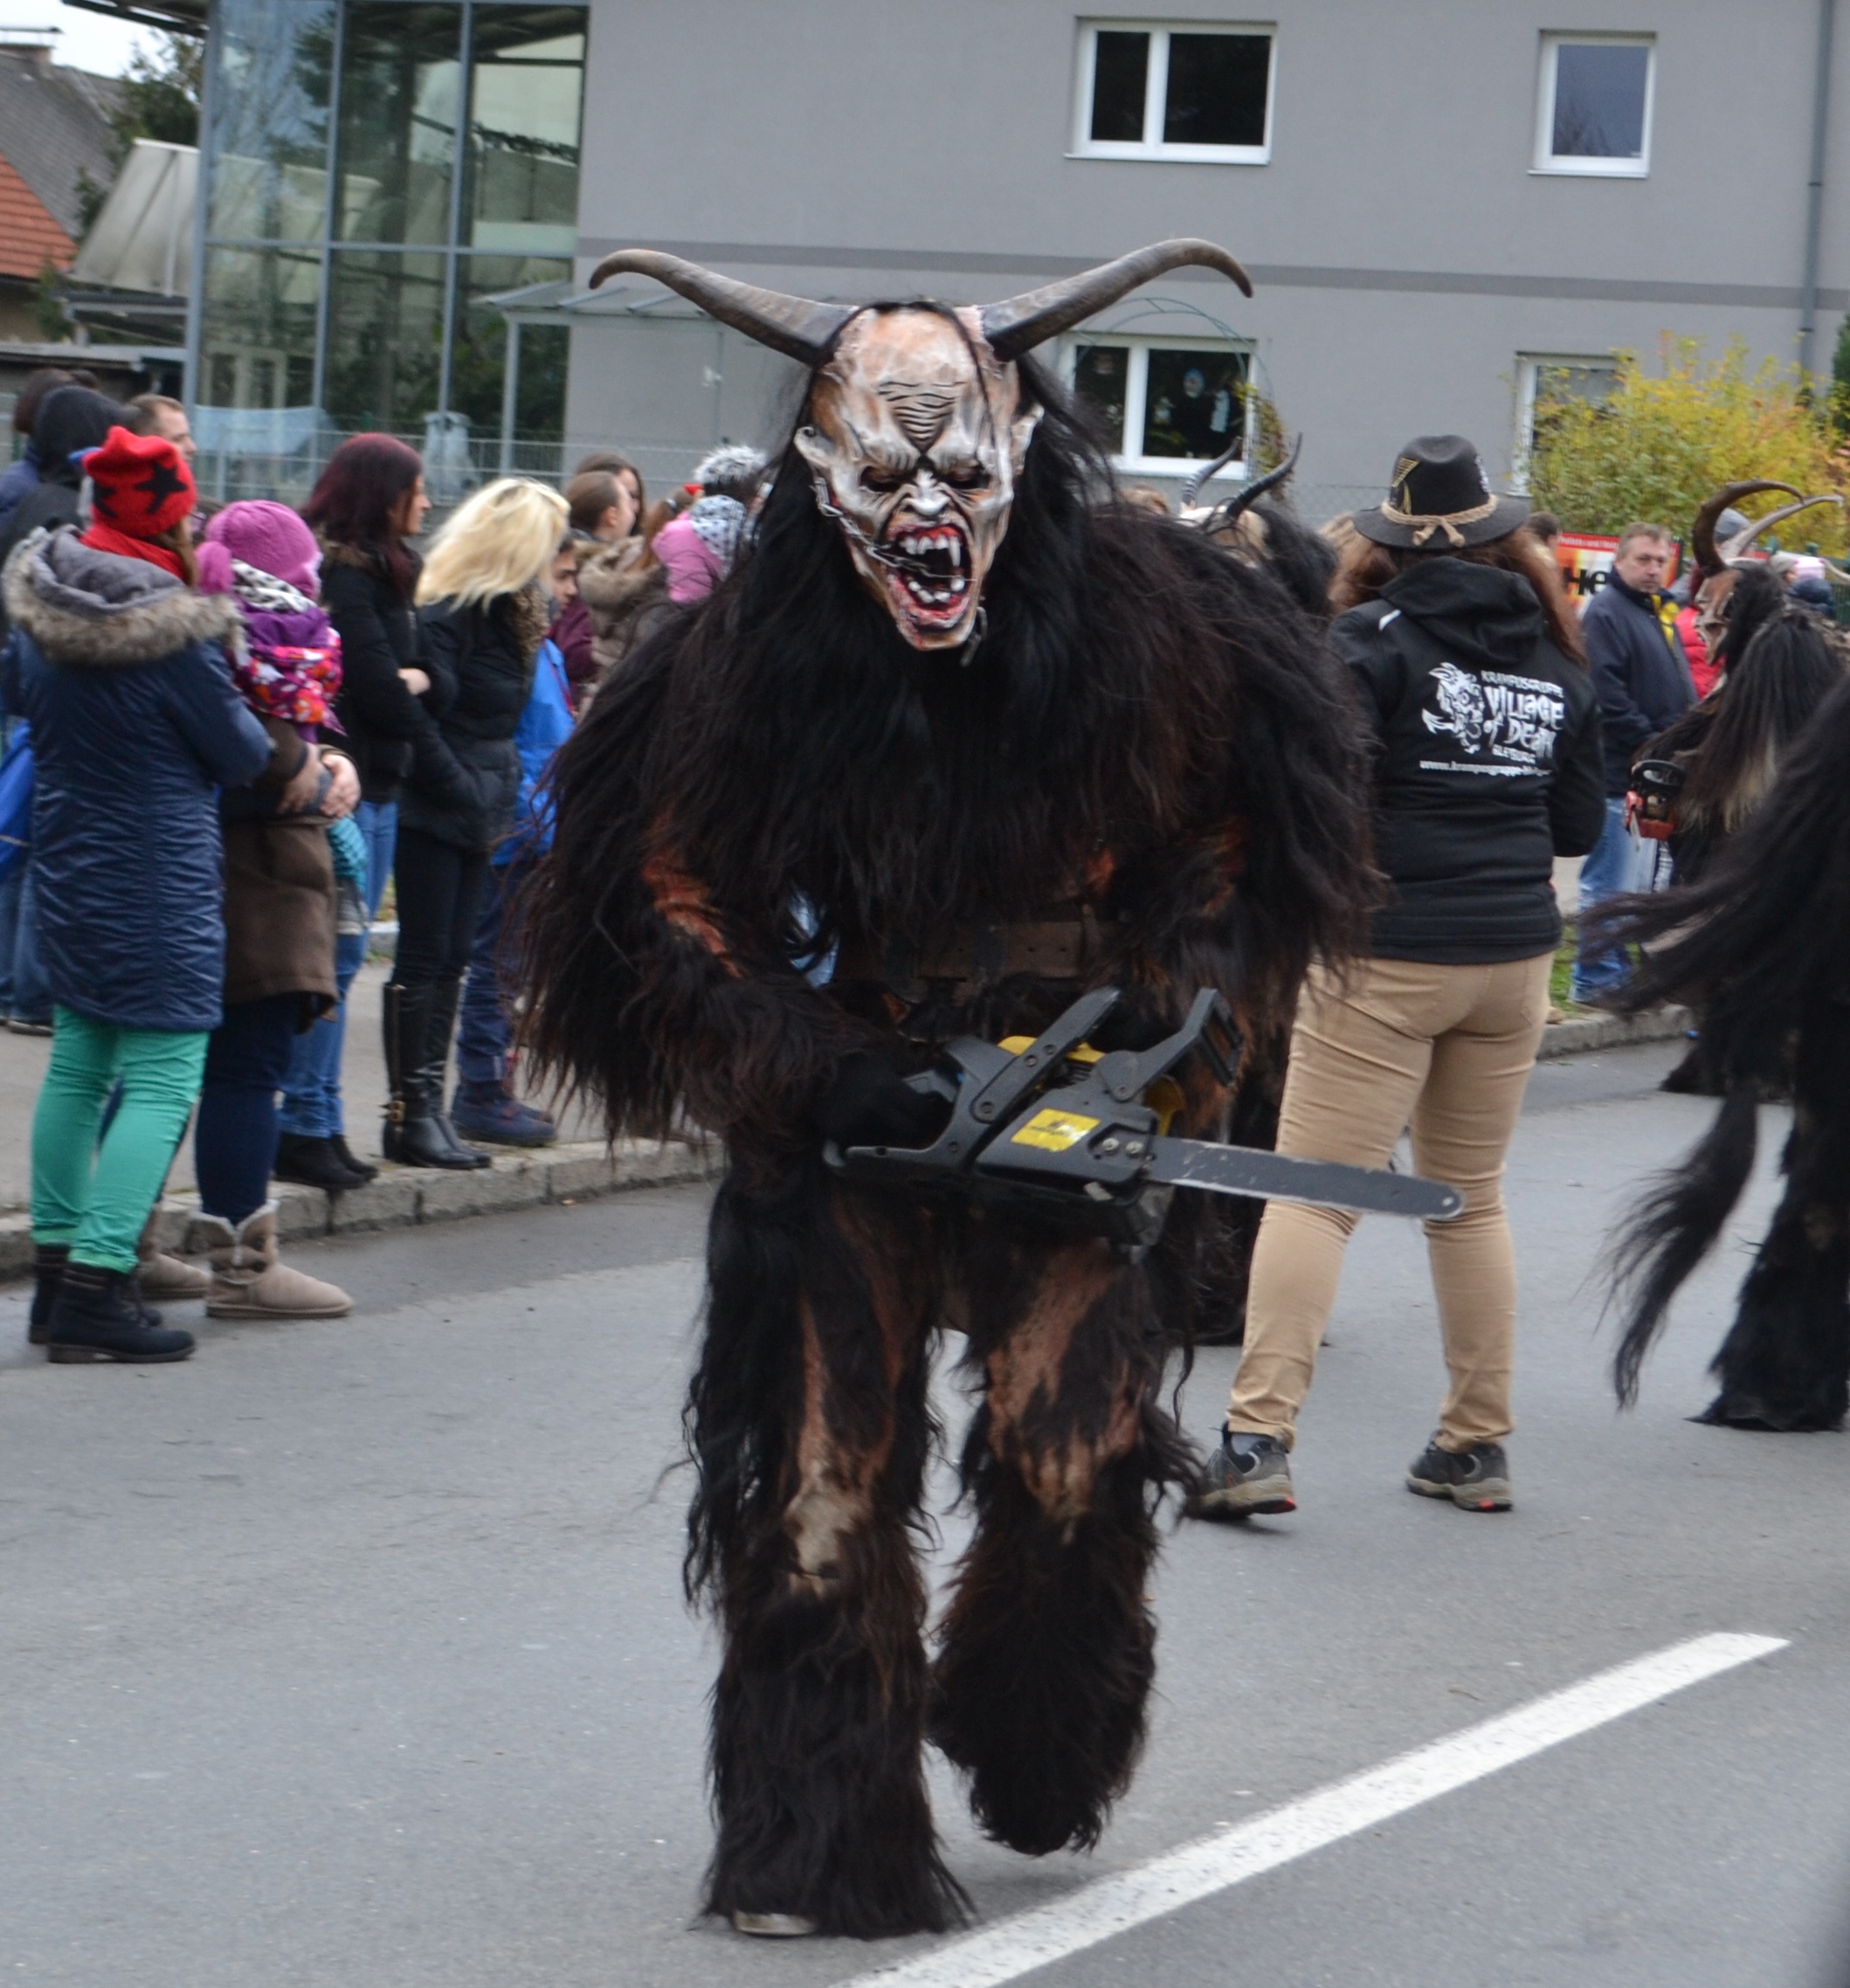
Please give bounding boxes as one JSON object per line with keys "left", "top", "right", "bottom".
{"left": 1146, "top": 1137, "right": 1462, "bottom": 1221}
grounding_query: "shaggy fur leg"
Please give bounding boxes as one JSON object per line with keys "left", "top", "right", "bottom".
{"left": 1702, "top": 1010, "right": 1850, "bottom": 1430}
{"left": 933, "top": 1230, "right": 1191, "bottom": 1854}
{"left": 693, "top": 1165, "right": 964, "bottom": 1936}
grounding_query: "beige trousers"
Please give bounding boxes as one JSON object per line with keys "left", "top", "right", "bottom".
{"left": 1226, "top": 951, "right": 1553, "bottom": 1453}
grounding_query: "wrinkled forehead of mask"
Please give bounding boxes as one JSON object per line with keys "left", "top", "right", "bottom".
{"left": 811, "top": 308, "right": 1008, "bottom": 452}
{"left": 797, "top": 307, "right": 1041, "bottom": 652}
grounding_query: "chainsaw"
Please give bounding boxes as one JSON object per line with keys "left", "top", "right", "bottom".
{"left": 823, "top": 986, "right": 1462, "bottom": 1253}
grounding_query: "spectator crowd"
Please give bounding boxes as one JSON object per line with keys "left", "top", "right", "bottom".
{"left": 0, "top": 359, "right": 764, "bottom": 1363}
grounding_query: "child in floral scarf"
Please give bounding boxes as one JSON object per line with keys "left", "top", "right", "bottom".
{"left": 196, "top": 502, "right": 367, "bottom": 893}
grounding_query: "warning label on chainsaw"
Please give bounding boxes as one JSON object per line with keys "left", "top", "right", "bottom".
{"left": 1011, "top": 1108, "right": 1101, "bottom": 1152}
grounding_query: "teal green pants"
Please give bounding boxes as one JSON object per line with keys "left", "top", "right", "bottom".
{"left": 31, "top": 1006, "right": 209, "bottom": 1274}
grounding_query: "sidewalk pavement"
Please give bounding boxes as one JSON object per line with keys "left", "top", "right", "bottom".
{"left": 0, "top": 966, "right": 1687, "bottom": 1279}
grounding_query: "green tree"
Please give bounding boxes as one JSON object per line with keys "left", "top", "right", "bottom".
{"left": 75, "top": 31, "right": 204, "bottom": 234}
{"left": 1832, "top": 313, "right": 1850, "bottom": 435}
{"left": 32, "top": 256, "right": 70, "bottom": 339}
{"left": 1528, "top": 335, "right": 1850, "bottom": 556}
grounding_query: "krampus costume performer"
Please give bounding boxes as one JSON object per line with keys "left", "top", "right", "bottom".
{"left": 524, "top": 241, "right": 1370, "bottom": 1937}
{"left": 1589, "top": 620, "right": 1850, "bottom": 1431}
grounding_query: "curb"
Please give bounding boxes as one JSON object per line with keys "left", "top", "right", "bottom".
{"left": 0, "top": 1137, "right": 723, "bottom": 1283}
{"left": 1535, "top": 1004, "right": 1692, "bottom": 1061}
{"left": 0, "top": 1013, "right": 1693, "bottom": 1282}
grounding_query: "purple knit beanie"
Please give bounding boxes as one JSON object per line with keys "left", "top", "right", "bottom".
{"left": 200, "top": 500, "right": 321, "bottom": 591}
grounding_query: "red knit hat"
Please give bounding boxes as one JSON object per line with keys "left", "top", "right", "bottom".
{"left": 83, "top": 425, "right": 195, "bottom": 539}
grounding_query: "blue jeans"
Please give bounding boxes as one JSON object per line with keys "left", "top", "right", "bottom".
{"left": 10, "top": 857, "right": 51, "bottom": 1025}
{"left": 196, "top": 992, "right": 300, "bottom": 1224}
{"left": 456, "top": 858, "right": 529, "bottom": 1087}
{"left": 1570, "top": 796, "right": 1639, "bottom": 1001}
{"left": 277, "top": 798, "right": 397, "bottom": 1140}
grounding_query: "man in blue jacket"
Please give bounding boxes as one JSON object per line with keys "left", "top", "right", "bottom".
{"left": 1571, "top": 522, "right": 1692, "bottom": 1003}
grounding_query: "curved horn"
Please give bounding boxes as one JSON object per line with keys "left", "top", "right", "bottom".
{"left": 981, "top": 238, "right": 1253, "bottom": 362}
{"left": 1690, "top": 478, "right": 1802, "bottom": 574}
{"left": 1206, "top": 432, "right": 1304, "bottom": 533}
{"left": 588, "top": 248, "right": 857, "bottom": 369}
{"left": 1177, "top": 429, "right": 1247, "bottom": 509}
{"left": 1721, "top": 491, "right": 1844, "bottom": 562}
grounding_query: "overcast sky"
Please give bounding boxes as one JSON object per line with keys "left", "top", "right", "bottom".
{"left": 0, "top": 0, "right": 159, "bottom": 76}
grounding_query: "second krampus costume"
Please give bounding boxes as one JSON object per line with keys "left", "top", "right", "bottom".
{"left": 525, "top": 241, "right": 1371, "bottom": 1936}
{"left": 1600, "top": 487, "right": 1850, "bottom": 1427}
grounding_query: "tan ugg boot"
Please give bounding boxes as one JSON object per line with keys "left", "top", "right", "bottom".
{"left": 136, "top": 1206, "right": 211, "bottom": 1301}
{"left": 199, "top": 1201, "right": 352, "bottom": 1320}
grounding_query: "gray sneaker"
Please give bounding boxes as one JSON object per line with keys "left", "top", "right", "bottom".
{"left": 1186, "top": 1431, "right": 1295, "bottom": 1520}
{"left": 1406, "top": 1435, "right": 1512, "bottom": 1511}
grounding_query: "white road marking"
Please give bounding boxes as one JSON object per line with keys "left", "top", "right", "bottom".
{"left": 839, "top": 1632, "right": 1787, "bottom": 1988}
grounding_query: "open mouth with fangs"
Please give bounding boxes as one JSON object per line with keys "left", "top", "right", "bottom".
{"left": 875, "top": 521, "right": 974, "bottom": 632}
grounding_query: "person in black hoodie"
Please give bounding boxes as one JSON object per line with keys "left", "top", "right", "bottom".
{"left": 0, "top": 386, "right": 121, "bottom": 603}
{"left": 390, "top": 476, "right": 566, "bottom": 1169}
{"left": 1189, "top": 437, "right": 1605, "bottom": 1523}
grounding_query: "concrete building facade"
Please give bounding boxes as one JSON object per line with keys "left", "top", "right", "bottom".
{"left": 180, "top": 0, "right": 1849, "bottom": 516}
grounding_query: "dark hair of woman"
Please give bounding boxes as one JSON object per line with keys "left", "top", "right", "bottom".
{"left": 12, "top": 367, "right": 73, "bottom": 435}
{"left": 150, "top": 516, "right": 199, "bottom": 589}
{"left": 571, "top": 449, "right": 645, "bottom": 522}
{"left": 301, "top": 432, "right": 424, "bottom": 594}
{"left": 565, "top": 470, "right": 619, "bottom": 535}
{"left": 1332, "top": 527, "right": 1584, "bottom": 664}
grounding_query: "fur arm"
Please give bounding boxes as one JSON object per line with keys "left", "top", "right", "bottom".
{"left": 1106, "top": 536, "right": 1375, "bottom": 1040}
{"left": 523, "top": 643, "right": 860, "bottom": 1153}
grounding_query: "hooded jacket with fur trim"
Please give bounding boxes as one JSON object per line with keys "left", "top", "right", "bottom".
{"left": 0, "top": 527, "right": 273, "bottom": 1032}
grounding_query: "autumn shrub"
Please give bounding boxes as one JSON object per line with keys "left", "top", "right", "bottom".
{"left": 1527, "top": 335, "right": 1850, "bottom": 555}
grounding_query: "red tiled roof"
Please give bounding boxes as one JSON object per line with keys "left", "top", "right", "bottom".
{"left": 0, "top": 145, "right": 73, "bottom": 281}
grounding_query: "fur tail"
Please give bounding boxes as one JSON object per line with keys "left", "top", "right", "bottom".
{"left": 1606, "top": 1078, "right": 1760, "bottom": 1405}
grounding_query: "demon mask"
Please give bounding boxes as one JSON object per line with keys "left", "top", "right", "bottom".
{"left": 588, "top": 239, "right": 1253, "bottom": 651}
{"left": 791, "top": 309, "right": 1037, "bottom": 647}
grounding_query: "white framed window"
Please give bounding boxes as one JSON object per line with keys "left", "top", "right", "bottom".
{"left": 1512, "top": 352, "right": 1619, "bottom": 487}
{"left": 1065, "top": 335, "right": 1253, "bottom": 478}
{"left": 1073, "top": 20, "right": 1275, "bottom": 163}
{"left": 1533, "top": 33, "right": 1654, "bottom": 176}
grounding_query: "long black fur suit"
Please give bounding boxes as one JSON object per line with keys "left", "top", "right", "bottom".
{"left": 525, "top": 383, "right": 1370, "bottom": 1935}
{"left": 1601, "top": 673, "right": 1850, "bottom": 1429}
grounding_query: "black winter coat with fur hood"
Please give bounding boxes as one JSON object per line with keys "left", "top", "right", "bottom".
{"left": 0, "top": 527, "right": 275, "bottom": 1032}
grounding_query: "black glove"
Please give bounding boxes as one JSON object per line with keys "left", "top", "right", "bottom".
{"left": 815, "top": 1053, "right": 950, "bottom": 1150}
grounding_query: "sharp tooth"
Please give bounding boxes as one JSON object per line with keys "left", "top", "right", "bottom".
{"left": 951, "top": 576, "right": 966, "bottom": 592}
{"left": 949, "top": 540, "right": 962, "bottom": 568}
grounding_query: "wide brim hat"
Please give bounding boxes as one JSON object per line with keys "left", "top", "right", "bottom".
{"left": 1351, "top": 434, "right": 1529, "bottom": 549}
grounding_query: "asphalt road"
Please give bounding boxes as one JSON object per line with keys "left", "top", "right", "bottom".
{"left": 4, "top": 1039, "right": 1849, "bottom": 1988}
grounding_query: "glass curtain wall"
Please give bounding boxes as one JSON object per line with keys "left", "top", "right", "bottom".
{"left": 195, "top": 0, "right": 584, "bottom": 502}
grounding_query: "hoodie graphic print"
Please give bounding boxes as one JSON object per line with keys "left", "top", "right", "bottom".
{"left": 1419, "top": 655, "right": 1566, "bottom": 775}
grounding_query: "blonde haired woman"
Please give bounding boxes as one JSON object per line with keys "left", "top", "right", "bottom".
{"left": 385, "top": 478, "right": 568, "bottom": 1168}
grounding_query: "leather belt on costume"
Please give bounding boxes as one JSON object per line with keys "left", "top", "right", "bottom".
{"left": 836, "top": 911, "right": 1122, "bottom": 1003}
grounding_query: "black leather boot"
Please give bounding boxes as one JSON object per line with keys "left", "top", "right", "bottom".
{"left": 45, "top": 1262, "right": 195, "bottom": 1363}
{"left": 28, "top": 1241, "right": 68, "bottom": 1346}
{"left": 421, "top": 977, "right": 491, "bottom": 1170}
{"left": 382, "top": 981, "right": 486, "bottom": 1170}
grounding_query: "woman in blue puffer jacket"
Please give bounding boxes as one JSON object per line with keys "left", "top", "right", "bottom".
{"left": 0, "top": 427, "right": 300, "bottom": 1365}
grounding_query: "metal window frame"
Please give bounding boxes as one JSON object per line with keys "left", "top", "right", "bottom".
{"left": 1531, "top": 31, "right": 1655, "bottom": 179}
{"left": 1060, "top": 326, "right": 1255, "bottom": 480}
{"left": 193, "top": 0, "right": 584, "bottom": 453}
{"left": 1070, "top": 17, "right": 1276, "bottom": 165}
{"left": 1510, "top": 350, "right": 1620, "bottom": 491}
